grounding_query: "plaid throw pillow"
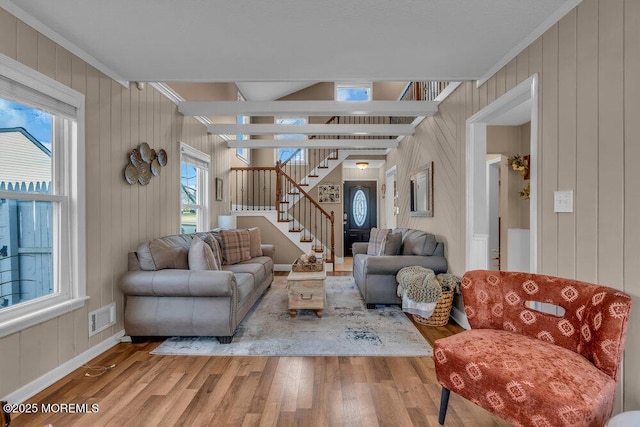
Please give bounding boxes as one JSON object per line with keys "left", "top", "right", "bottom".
{"left": 367, "top": 228, "right": 391, "bottom": 256}
{"left": 218, "top": 229, "right": 252, "bottom": 265}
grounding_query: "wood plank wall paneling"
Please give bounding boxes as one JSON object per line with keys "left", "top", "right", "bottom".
{"left": 387, "top": 0, "right": 639, "bottom": 410}
{"left": 0, "top": 9, "right": 229, "bottom": 398}
{"left": 623, "top": 0, "right": 640, "bottom": 409}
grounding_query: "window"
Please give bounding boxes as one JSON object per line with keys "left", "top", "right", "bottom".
{"left": 275, "top": 117, "right": 307, "bottom": 164}
{"left": 336, "top": 83, "right": 372, "bottom": 101}
{"left": 180, "top": 144, "right": 210, "bottom": 233}
{"left": 0, "top": 54, "right": 86, "bottom": 338}
{"left": 236, "top": 92, "right": 250, "bottom": 164}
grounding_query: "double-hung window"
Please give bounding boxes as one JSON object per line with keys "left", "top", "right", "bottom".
{"left": 180, "top": 144, "right": 210, "bottom": 233}
{"left": 275, "top": 117, "right": 307, "bottom": 165}
{"left": 0, "top": 55, "right": 86, "bottom": 338}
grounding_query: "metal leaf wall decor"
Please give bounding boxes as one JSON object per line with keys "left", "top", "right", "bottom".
{"left": 123, "top": 142, "right": 168, "bottom": 185}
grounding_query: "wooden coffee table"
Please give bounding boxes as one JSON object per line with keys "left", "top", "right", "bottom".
{"left": 287, "top": 268, "right": 327, "bottom": 318}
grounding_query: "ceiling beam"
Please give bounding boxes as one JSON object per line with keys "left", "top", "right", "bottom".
{"left": 208, "top": 123, "right": 414, "bottom": 136}
{"left": 180, "top": 100, "right": 438, "bottom": 117}
{"left": 226, "top": 139, "right": 399, "bottom": 149}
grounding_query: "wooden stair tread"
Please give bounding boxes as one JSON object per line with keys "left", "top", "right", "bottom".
{"left": 289, "top": 228, "right": 302, "bottom": 233}
{"left": 300, "top": 238, "right": 313, "bottom": 243}
{"left": 308, "top": 174, "right": 319, "bottom": 178}
{"left": 288, "top": 192, "right": 300, "bottom": 195}
{"left": 277, "top": 219, "right": 293, "bottom": 222}
{"left": 279, "top": 201, "right": 290, "bottom": 204}
{"left": 299, "top": 183, "right": 309, "bottom": 187}
{"left": 317, "top": 166, "right": 329, "bottom": 169}
{"left": 312, "top": 247, "right": 324, "bottom": 253}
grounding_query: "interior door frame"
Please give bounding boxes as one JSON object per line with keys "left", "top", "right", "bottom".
{"left": 466, "top": 74, "right": 539, "bottom": 273}
{"left": 385, "top": 166, "right": 397, "bottom": 229}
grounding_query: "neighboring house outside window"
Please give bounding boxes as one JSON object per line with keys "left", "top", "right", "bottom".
{"left": 336, "top": 82, "right": 372, "bottom": 101}
{"left": 0, "top": 55, "right": 86, "bottom": 338}
{"left": 180, "top": 144, "right": 210, "bottom": 233}
{"left": 275, "top": 117, "right": 307, "bottom": 165}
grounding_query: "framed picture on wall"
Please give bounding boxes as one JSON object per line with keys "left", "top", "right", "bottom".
{"left": 318, "top": 184, "right": 340, "bottom": 203}
{"left": 216, "top": 178, "right": 223, "bottom": 201}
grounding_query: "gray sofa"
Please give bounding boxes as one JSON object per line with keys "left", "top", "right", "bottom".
{"left": 120, "top": 232, "right": 274, "bottom": 343}
{"left": 353, "top": 228, "right": 447, "bottom": 308}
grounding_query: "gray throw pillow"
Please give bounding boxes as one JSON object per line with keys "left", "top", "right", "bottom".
{"left": 401, "top": 229, "right": 438, "bottom": 256}
{"left": 383, "top": 231, "right": 403, "bottom": 255}
{"left": 188, "top": 235, "right": 220, "bottom": 270}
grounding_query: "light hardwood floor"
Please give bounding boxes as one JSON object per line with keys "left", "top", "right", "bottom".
{"left": 10, "top": 270, "right": 509, "bottom": 427}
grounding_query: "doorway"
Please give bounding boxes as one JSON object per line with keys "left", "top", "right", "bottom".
{"left": 343, "top": 180, "right": 377, "bottom": 256}
{"left": 466, "top": 74, "right": 538, "bottom": 273}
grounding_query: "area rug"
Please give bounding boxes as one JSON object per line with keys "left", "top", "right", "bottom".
{"left": 151, "top": 275, "right": 432, "bottom": 357}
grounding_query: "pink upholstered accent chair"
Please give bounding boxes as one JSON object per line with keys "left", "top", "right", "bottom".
{"left": 434, "top": 270, "right": 632, "bottom": 426}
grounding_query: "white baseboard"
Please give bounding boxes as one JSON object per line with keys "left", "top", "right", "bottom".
{"left": 2, "top": 329, "right": 125, "bottom": 404}
{"left": 450, "top": 307, "right": 471, "bottom": 330}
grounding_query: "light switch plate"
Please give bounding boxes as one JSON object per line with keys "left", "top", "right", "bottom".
{"left": 554, "top": 190, "right": 573, "bottom": 213}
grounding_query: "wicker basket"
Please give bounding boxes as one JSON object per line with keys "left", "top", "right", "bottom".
{"left": 413, "top": 289, "right": 455, "bottom": 327}
{"left": 291, "top": 259, "right": 324, "bottom": 272}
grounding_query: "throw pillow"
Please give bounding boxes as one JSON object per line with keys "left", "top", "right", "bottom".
{"left": 218, "top": 229, "right": 252, "bottom": 265}
{"left": 247, "top": 227, "right": 263, "bottom": 258}
{"left": 383, "top": 231, "right": 403, "bottom": 255}
{"left": 203, "top": 233, "right": 223, "bottom": 268}
{"left": 188, "top": 235, "right": 220, "bottom": 270}
{"left": 367, "top": 228, "right": 391, "bottom": 256}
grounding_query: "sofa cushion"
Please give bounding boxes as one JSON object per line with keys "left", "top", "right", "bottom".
{"left": 434, "top": 329, "right": 617, "bottom": 427}
{"left": 237, "top": 255, "right": 273, "bottom": 277}
{"left": 137, "top": 234, "right": 192, "bottom": 271}
{"left": 247, "top": 227, "right": 263, "bottom": 258}
{"left": 233, "top": 272, "right": 255, "bottom": 306}
{"left": 400, "top": 229, "right": 438, "bottom": 256}
{"left": 188, "top": 236, "right": 220, "bottom": 271}
{"left": 368, "top": 228, "right": 391, "bottom": 255}
{"left": 222, "top": 262, "right": 266, "bottom": 286}
{"left": 218, "top": 229, "right": 252, "bottom": 265}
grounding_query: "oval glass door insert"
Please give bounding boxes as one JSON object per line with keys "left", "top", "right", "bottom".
{"left": 353, "top": 189, "right": 367, "bottom": 227}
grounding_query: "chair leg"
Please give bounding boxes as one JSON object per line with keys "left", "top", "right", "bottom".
{"left": 438, "top": 387, "right": 450, "bottom": 425}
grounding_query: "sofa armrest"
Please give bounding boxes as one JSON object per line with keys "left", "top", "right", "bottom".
{"left": 261, "top": 244, "right": 275, "bottom": 259}
{"left": 363, "top": 255, "right": 448, "bottom": 275}
{"left": 352, "top": 242, "right": 369, "bottom": 256}
{"left": 120, "top": 270, "right": 235, "bottom": 297}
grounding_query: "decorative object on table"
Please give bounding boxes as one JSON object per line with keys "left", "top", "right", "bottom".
{"left": 318, "top": 184, "right": 340, "bottom": 203}
{"left": 123, "top": 142, "right": 168, "bottom": 185}
{"left": 413, "top": 273, "right": 461, "bottom": 327}
{"left": 292, "top": 251, "right": 324, "bottom": 272}
{"left": 519, "top": 182, "right": 530, "bottom": 200}
{"left": 216, "top": 177, "right": 223, "bottom": 201}
{"left": 507, "top": 154, "right": 529, "bottom": 178}
{"left": 151, "top": 276, "right": 432, "bottom": 357}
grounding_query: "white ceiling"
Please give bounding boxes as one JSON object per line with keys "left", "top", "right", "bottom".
{"left": 342, "top": 159, "right": 386, "bottom": 169}
{"left": 5, "top": 0, "right": 576, "bottom": 84}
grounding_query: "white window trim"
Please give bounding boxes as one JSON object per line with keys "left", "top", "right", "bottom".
{"left": 335, "top": 82, "right": 372, "bottom": 101}
{"left": 236, "top": 147, "right": 250, "bottom": 164}
{"left": 0, "top": 53, "right": 86, "bottom": 339}
{"left": 236, "top": 92, "right": 250, "bottom": 164}
{"left": 180, "top": 143, "right": 210, "bottom": 232}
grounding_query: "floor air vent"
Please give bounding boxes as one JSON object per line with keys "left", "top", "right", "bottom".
{"left": 89, "top": 302, "right": 116, "bottom": 337}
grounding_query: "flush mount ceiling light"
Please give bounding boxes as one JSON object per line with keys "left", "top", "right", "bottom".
{"left": 356, "top": 161, "right": 369, "bottom": 170}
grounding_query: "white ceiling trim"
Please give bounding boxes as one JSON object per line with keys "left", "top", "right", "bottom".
{"left": 179, "top": 100, "right": 437, "bottom": 117}
{"left": 208, "top": 123, "right": 414, "bottom": 136}
{"left": 227, "top": 139, "right": 398, "bottom": 149}
{"left": 0, "top": 0, "right": 128, "bottom": 87}
{"left": 476, "top": 0, "right": 583, "bottom": 87}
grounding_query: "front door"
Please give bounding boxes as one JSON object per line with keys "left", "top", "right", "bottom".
{"left": 343, "top": 181, "right": 377, "bottom": 256}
